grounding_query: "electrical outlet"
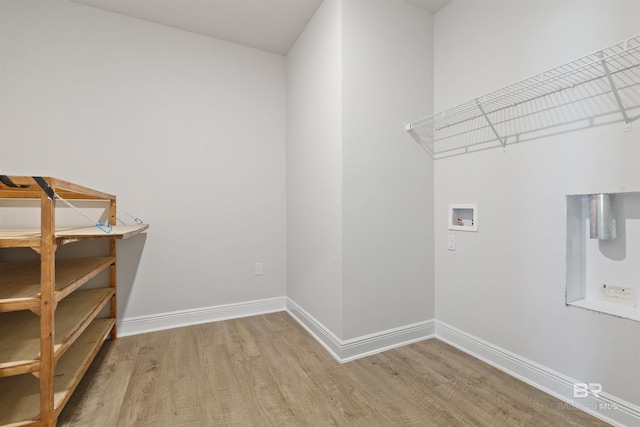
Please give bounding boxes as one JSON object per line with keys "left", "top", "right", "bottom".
{"left": 254, "top": 262, "right": 263, "bottom": 276}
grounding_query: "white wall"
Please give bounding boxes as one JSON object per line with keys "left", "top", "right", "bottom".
{"left": 341, "top": 0, "right": 434, "bottom": 339}
{"left": 2, "top": 0, "right": 433, "bottom": 350}
{"left": 434, "top": 0, "right": 640, "bottom": 407}
{"left": 287, "top": 0, "right": 434, "bottom": 343}
{"left": 286, "top": 0, "right": 344, "bottom": 336}
{"left": 0, "top": 0, "right": 287, "bottom": 320}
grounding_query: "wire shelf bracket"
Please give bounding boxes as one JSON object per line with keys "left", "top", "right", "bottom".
{"left": 476, "top": 98, "right": 507, "bottom": 150}
{"left": 406, "top": 35, "right": 640, "bottom": 159}
{"left": 599, "top": 51, "right": 632, "bottom": 130}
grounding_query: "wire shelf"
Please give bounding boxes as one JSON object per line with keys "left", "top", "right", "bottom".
{"left": 406, "top": 35, "right": 640, "bottom": 159}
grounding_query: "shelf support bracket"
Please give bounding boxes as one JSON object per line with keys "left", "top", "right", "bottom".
{"left": 598, "top": 52, "right": 632, "bottom": 131}
{"left": 405, "top": 123, "right": 434, "bottom": 158}
{"left": 475, "top": 99, "right": 507, "bottom": 149}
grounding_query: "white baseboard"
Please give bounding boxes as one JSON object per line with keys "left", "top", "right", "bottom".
{"left": 435, "top": 320, "right": 640, "bottom": 427}
{"left": 286, "top": 298, "right": 435, "bottom": 363}
{"left": 285, "top": 298, "right": 344, "bottom": 360}
{"left": 116, "top": 296, "right": 287, "bottom": 337}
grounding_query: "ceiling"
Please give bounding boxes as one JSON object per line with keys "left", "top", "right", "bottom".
{"left": 70, "top": 0, "right": 451, "bottom": 56}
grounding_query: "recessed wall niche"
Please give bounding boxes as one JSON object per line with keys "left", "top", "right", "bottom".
{"left": 566, "top": 192, "right": 640, "bottom": 321}
{"left": 448, "top": 204, "right": 478, "bottom": 232}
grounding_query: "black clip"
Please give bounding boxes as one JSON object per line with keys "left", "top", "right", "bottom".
{"left": 0, "top": 175, "right": 30, "bottom": 188}
{"left": 33, "top": 176, "right": 56, "bottom": 204}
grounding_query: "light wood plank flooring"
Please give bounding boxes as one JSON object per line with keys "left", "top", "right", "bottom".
{"left": 58, "top": 312, "right": 609, "bottom": 426}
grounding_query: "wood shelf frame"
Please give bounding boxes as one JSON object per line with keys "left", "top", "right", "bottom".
{"left": 0, "top": 319, "right": 115, "bottom": 426}
{"left": 0, "top": 175, "right": 147, "bottom": 426}
{"left": 0, "top": 288, "right": 114, "bottom": 378}
{"left": 0, "top": 225, "right": 149, "bottom": 249}
{"left": 0, "top": 176, "right": 115, "bottom": 201}
{"left": 0, "top": 257, "right": 115, "bottom": 313}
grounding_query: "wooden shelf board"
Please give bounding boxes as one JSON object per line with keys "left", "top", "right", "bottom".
{"left": 0, "top": 257, "right": 115, "bottom": 313}
{"left": 0, "top": 288, "right": 114, "bottom": 378}
{"left": 54, "top": 224, "right": 149, "bottom": 241}
{"left": 0, "top": 224, "right": 148, "bottom": 248}
{"left": 0, "top": 318, "right": 115, "bottom": 426}
{"left": 0, "top": 233, "right": 40, "bottom": 249}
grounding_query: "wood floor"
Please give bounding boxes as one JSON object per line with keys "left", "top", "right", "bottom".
{"left": 58, "top": 312, "right": 608, "bottom": 426}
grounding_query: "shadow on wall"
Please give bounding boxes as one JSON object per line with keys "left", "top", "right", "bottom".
{"left": 114, "top": 233, "right": 147, "bottom": 317}
{"left": 599, "top": 192, "right": 640, "bottom": 261}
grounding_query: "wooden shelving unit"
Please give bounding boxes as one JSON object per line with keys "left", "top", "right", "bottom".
{"left": 0, "top": 176, "right": 148, "bottom": 426}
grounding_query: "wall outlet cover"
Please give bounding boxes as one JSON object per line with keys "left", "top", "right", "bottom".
{"left": 599, "top": 284, "right": 636, "bottom": 307}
